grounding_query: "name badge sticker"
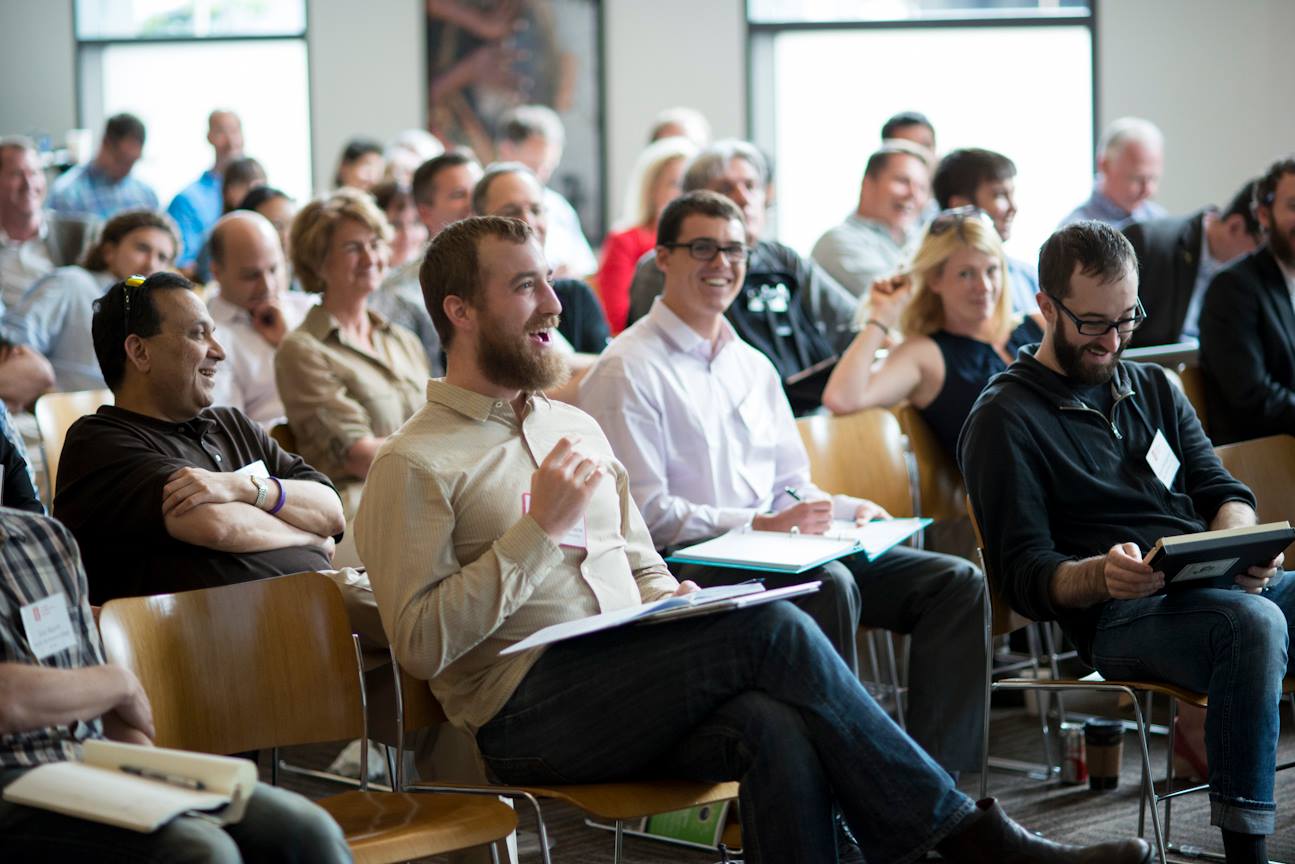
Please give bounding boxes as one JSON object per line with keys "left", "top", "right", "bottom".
{"left": 20, "top": 593, "right": 78, "bottom": 661}
{"left": 522, "top": 492, "right": 588, "bottom": 549}
{"left": 1146, "top": 429, "right": 1180, "bottom": 490}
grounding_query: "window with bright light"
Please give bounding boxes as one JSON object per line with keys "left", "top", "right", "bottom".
{"left": 75, "top": 0, "right": 311, "bottom": 207}
{"left": 750, "top": 13, "right": 1095, "bottom": 266}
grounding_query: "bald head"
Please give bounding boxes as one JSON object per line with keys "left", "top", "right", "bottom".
{"left": 209, "top": 211, "right": 285, "bottom": 311}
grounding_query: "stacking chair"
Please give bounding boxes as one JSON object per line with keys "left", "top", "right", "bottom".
{"left": 98, "top": 572, "right": 517, "bottom": 863}
{"left": 390, "top": 655, "right": 740, "bottom": 864}
{"left": 1177, "top": 365, "right": 1209, "bottom": 434}
{"left": 796, "top": 408, "right": 914, "bottom": 722}
{"left": 32, "top": 387, "right": 113, "bottom": 497}
{"left": 891, "top": 404, "right": 963, "bottom": 524}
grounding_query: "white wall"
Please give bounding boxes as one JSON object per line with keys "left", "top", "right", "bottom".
{"left": 306, "top": 0, "right": 424, "bottom": 195}
{"left": 0, "top": 0, "right": 76, "bottom": 145}
{"left": 1098, "top": 0, "right": 1295, "bottom": 213}
{"left": 602, "top": 0, "right": 746, "bottom": 226}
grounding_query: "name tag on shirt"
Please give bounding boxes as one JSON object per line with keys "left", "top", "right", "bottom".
{"left": 20, "top": 593, "right": 78, "bottom": 661}
{"left": 1146, "top": 429, "right": 1180, "bottom": 489}
{"left": 521, "top": 492, "right": 588, "bottom": 549}
{"left": 235, "top": 459, "right": 269, "bottom": 477}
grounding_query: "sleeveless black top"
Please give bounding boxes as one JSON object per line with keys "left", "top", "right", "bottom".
{"left": 919, "top": 318, "right": 1042, "bottom": 455}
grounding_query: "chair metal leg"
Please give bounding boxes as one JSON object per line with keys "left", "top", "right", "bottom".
{"left": 270, "top": 747, "right": 279, "bottom": 786}
{"left": 1124, "top": 687, "right": 1168, "bottom": 864}
{"left": 883, "top": 632, "right": 907, "bottom": 730}
{"left": 1163, "top": 696, "right": 1178, "bottom": 849}
{"left": 614, "top": 820, "right": 625, "bottom": 864}
{"left": 1024, "top": 624, "right": 1055, "bottom": 770}
{"left": 384, "top": 744, "right": 398, "bottom": 789}
{"left": 979, "top": 574, "right": 994, "bottom": 801}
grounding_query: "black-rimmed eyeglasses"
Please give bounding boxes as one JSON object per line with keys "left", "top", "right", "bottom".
{"left": 1045, "top": 292, "right": 1147, "bottom": 337}
{"left": 662, "top": 239, "right": 751, "bottom": 263}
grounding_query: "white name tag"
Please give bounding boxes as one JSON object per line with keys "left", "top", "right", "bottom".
{"left": 1146, "top": 430, "right": 1180, "bottom": 489}
{"left": 235, "top": 459, "right": 269, "bottom": 477}
{"left": 20, "top": 593, "right": 78, "bottom": 661}
{"left": 522, "top": 492, "right": 587, "bottom": 549}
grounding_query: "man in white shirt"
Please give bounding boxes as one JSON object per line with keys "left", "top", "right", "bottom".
{"left": 495, "top": 105, "right": 597, "bottom": 279}
{"left": 580, "top": 190, "right": 988, "bottom": 776}
{"left": 207, "top": 211, "right": 314, "bottom": 427}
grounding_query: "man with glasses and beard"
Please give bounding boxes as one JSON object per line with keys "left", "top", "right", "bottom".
{"left": 354, "top": 214, "right": 1150, "bottom": 864}
{"left": 961, "top": 220, "right": 1294, "bottom": 864}
{"left": 1199, "top": 157, "right": 1295, "bottom": 445}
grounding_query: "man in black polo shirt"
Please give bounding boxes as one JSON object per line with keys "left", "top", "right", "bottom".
{"left": 52, "top": 272, "right": 346, "bottom": 605}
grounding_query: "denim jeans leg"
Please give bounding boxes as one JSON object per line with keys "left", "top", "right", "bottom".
{"left": 476, "top": 601, "right": 976, "bottom": 863}
{"left": 1089, "top": 577, "right": 1293, "bottom": 835}
{"left": 841, "top": 546, "right": 988, "bottom": 773}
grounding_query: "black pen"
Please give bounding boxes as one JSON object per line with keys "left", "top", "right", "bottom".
{"left": 784, "top": 486, "right": 804, "bottom": 502}
{"left": 121, "top": 765, "right": 207, "bottom": 791}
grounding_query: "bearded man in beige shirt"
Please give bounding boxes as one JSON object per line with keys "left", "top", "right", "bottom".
{"left": 352, "top": 216, "right": 1148, "bottom": 864}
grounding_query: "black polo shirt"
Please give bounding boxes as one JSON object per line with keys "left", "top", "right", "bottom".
{"left": 53, "top": 405, "right": 338, "bottom": 605}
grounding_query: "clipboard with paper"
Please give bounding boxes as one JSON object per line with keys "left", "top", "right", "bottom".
{"left": 665, "top": 517, "right": 932, "bottom": 574}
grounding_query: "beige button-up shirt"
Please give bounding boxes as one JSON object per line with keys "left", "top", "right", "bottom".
{"left": 274, "top": 303, "right": 428, "bottom": 516}
{"left": 354, "top": 379, "right": 678, "bottom": 733}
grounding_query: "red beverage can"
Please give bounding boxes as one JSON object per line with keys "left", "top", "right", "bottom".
{"left": 1060, "top": 722, "right": 1088, "bottom": 785}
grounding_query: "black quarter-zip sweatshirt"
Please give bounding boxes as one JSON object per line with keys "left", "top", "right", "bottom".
{"left": 958, "top": 346, "right": 1255, "bottom": 661}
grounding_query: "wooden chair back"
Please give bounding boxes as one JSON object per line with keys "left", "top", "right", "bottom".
{"left": 965, "top": 495, "right": 1035, "bottom": 638}
{"left": 269, "top": 422, "right": 298, "bottom": 453}
{"left": 796, "top": 409, "right": 915, "bottom": 518}
{"left": 893, "top": 404, "right": 965, "bottom": 522}
{"left": 34, "top": 388, "right": 113, "bottom": 492}
{"left": 99, "top": 572, "right": 365, "bottom": 754}
{"left": 1214, "top": 434, "right": 1295, "bottom": 556}
{"left": 1177, "top": 366, "right": 1209, "bottom": 434}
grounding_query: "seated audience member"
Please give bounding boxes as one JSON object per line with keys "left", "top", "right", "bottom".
{"left": 812, "top": 141, "right": 931, "bottom": 299}
{"left": 0, "top": 508, "right": 352, "bottom": 863}
{"left": 0, "top": 137, "right": 97, "bottom": 309}
{"left": 383, "top": 128, "right": 444, "bottom": 186}
{"left": 353, "top": 214, "right": 1148, "bottom": 864}
{"left": 0, "top": 343, "right": 53, "bottom": 413}
{"left": 882, "top": 111, "right": 937, "bottom": 152}
{"left": 207, "top": 211, "right": 315, "bottom": 428}
{"left": 372, "top": 182, "right": 428, "bottom": 270}
{"left": 648, "top": 106, "right": 712, "bottom": 147}
{"left": 0, "top": 400, "right": 43, "bottom": 512}
{"left": 626, "top": 139, "right": 857, "bottom": 414}
{"left": 1124, "top": 179, "right": 1260, "bottom": 347}
{"left": 1199, "top": 157, "right": 1295, "bottom": 444}
{"left": 473, "top": 163, "right": 609, "bottom": 355}
{"left": 192, "top": 156, "right": 267, "bottom": 283}
{"left": 275, "top": 190, "right": 427, "bottom": 519}
{"left": 1, "top": 209, "right": 179, "bottom": 392}
{"left": 1059, "top": 117, "right": 1166, "bottom": 229}
{"left": 961, "top": 220, "right": 1290, "bottom": 864}
{"left": 48, "top": 113, "right": 158, "bottom": 220}
{"left": 597, "top": 135, "right": 695, "bottom": 334}
{"left": 933, "top": 147, "right": 1043, "bottom": 319}
{"left": 334, "top": 137, "right": 385, "bottom": 193}
{"left": 582, "top": 192, "right": 987, "bottom": 776}
{"left": 168, "top": 109, "right": 244, "bottom": 272}
{"left": 237, "top": 185, "right": 298, "bottom": 282}
{"left": 52, "top": 272, "right": 345, "bottom": 606}
{"left": 370, "top": 150, "right": 483, "bottom": 372}
{"left": 495, "top": 105, "right": 597, "bottom": 278}
{"left": 824, "top": 207, "right": 1040, "bottom": 455}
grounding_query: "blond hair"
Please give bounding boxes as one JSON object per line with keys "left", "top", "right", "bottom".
{"left": 289, "top": 188, "right": 392, "bottom": 295}
{"left": 899, "top": 212, "right": 1015, "bottom": 343}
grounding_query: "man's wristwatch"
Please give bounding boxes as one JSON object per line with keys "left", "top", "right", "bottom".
{"left": 250, "top": 475, "right": 270, "bottom": 510}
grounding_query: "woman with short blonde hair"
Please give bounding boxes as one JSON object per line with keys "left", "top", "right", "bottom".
{"left": 822, "top": 206, "right": 1040, "bottom": 456}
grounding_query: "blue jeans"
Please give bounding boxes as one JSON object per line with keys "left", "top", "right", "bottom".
{"left": 0, "top": 772, "right": 352, "bottom": 863}
{"left": 477, "top": 601, "right": 977, "bottom": 863}
{"left": 1089, "top": 575, "right": 1294, "bottom": 834}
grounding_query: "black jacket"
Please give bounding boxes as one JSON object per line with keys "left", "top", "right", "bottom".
{"left": 553, "top": 278, "right": 611, "bottom": 354}
{"left": 1198, "top": 246, "right": 1295, "bottom": 444}
{"left": 958, "top": 348, "right": 1253, "bottom": 660}
{"left": 1123, "top": 211, "right": 1205, "bottom": 348}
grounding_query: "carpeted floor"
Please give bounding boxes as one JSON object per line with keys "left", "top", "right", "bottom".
{"left": 273, "top": 694, "right": 1295, "bottom": 863}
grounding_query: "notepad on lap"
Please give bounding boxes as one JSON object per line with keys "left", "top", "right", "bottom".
{"left": 2, "top": 740, "right": 258, "bottom": 833}
{"left": 822, "top": 517, "right": 933, "bottom": 561}
{"left": 1147, "top": 521, "right": 1295, "bottom": 589}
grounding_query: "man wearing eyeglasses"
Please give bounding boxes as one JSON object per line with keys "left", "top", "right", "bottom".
{"left": 961, "top": 220, "right": 1293, "bottom": 863}
{"left": 581, "top": 190, "right": 989, "bottom": 780}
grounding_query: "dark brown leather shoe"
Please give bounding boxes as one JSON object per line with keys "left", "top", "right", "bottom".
{"left": 936, "top": 798, "right": 1151, "bottom": 864}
